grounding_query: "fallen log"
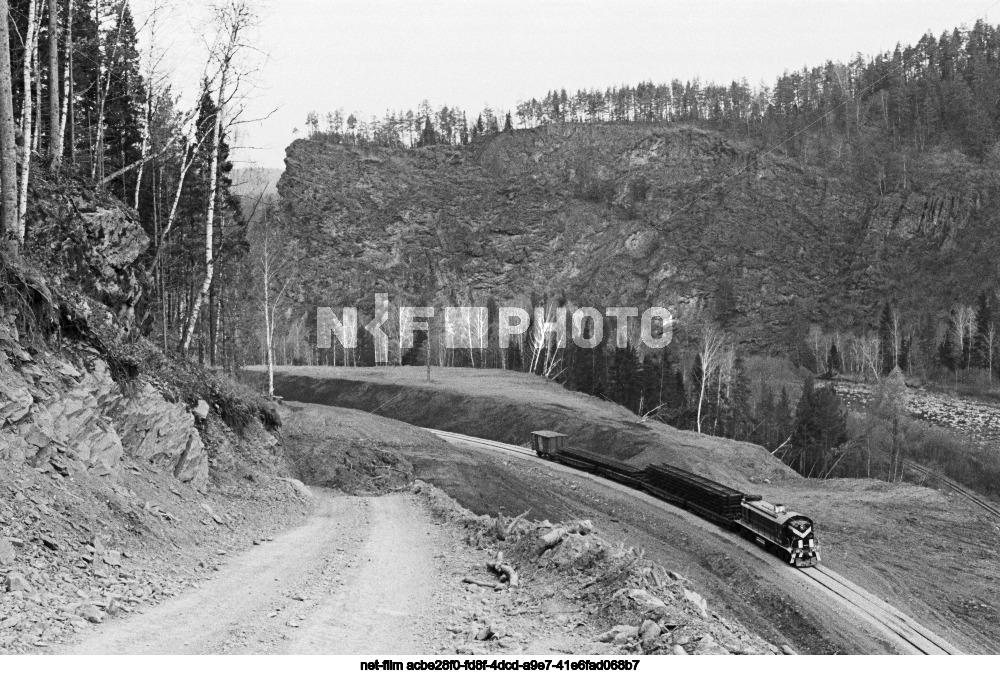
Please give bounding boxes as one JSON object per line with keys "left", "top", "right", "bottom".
{"left": 462, "top": 577, "right": 501, "bottom": 590}
{"left": 487, "top": 551, "right": 519, "bottom": 587}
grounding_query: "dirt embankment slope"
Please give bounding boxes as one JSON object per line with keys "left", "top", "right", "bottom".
{"left": 254, "top": 366, "right": 795, "bottom": 490}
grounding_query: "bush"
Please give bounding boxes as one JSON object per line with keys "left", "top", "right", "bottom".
{"left": 92, "top": 328, "right": 276, "bottom": 435}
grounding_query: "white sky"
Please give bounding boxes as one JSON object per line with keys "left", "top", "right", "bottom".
{"left": 131, "top": 0, "right": 1000, "bottom": 168}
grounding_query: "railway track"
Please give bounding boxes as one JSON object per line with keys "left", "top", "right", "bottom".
{"left": 427, "top": 427, "right": 962, "bottom": 654}
{"left": 427, "top": 429, "right": 537, "bottom": 458}
{"left": 904, "top": 460, "right": 1000, "bottom": 520}
{"left": 799, "top": 566, "right": 959, "bottom": 654}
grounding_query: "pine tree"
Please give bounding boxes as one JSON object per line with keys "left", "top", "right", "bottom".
{"left": 776, "top": 387, "right": 793, "bottom": 447}
{"left": 898, "top": 337, "right": 910, "bottom": 372}
{"left": 878, "top": 303, "right": 894, "bottom": 375}
{"left": 103, "top": 1, "right": 146, "bottom": 200}
{"left": 503, "top": 111, "right": 514, "bottom": 134}
{"left": 938, "top": 323, "right": 957, "bottom": 371}
{"left": 828, "top": 342, "right": 841, "bottom": 375}
{"left": 419, "top": 115, "right": 436, "bottom": 146}
{"left": 727, "top": 356, "right": 753, "bottom": 440}
{"left": 791, "top": 378, "right": 848, "bottom": 477}
{"left": 974, "top": 290, "right": 992, "bottom": 369}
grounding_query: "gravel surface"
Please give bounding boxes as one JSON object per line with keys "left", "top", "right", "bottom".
{"left": 60, "top": 491, "right": 458, "bottom": 654}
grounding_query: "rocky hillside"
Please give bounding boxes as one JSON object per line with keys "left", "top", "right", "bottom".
{"left": 0, "top": 170, "right": 313, "bottom": 653}
{"left": 278, "top": 124, "right": 1000, "bottom": 352}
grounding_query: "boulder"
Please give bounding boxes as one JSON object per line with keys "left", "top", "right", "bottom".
{"left": 5, "top": 572, "right": 31, "bottom": 593}
{"left": 77, "top": 604, "right": 105, "bottom": 624}
{"left": 193, "top": 399, "right": 210, "bottom": 420}
{"left": 597, "top": 625, "right": 639, "bottom": 643}
{"left": 683, "top": 588, "right": 709, "bottom": 619}
{"left": 640, "top": 620, "right": 661, "bottom": 645}
{"left": 0, "top": 539, "right": 15, "bottom": 566}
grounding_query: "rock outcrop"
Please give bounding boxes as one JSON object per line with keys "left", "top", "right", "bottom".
{"left": 24, "top": 171, "right": 149, "bottom": 315}
{"left": 279, "top": 123, "right": 1000, "bottom": 352}
{"left": 1, "top": 318, "right": 207, "bottom": 487}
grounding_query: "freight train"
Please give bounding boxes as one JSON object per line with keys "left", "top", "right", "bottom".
{"left": 530, "top": 430, "right": 820, "bottom": 567}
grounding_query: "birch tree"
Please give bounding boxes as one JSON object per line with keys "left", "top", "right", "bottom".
{"left": 807, "top": 324, "right": 829, "bottom": 374}
{"left": 255, "top": 199, "right": 295, "bottom": 396}
{"left": 695, "top": 322, "right": 727, "bottom": 433}
{"left": 180, "top": 0, "right": 257, "bottom": 354}
{"left": 57, "top": 0, "right": 74, "bottom": 165}
{"left": 0, "top": 0, "right": 17, "bottom": 247}
{"left": 859, "top": 333, "right": 881, "bottom": 381}
{"left": 17, "top": 0, "right": 42, "bottom": 240}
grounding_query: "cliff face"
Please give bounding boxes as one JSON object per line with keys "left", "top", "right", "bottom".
{"left": 278, "top": 124, "right": 1000, "bottom": 351}
{"left": 24, "top": 172, "right": 150, "bottom": 318}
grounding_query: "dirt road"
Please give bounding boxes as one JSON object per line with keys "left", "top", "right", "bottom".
{"left": 60, "top": 491, "right": 453, "bottom": 654}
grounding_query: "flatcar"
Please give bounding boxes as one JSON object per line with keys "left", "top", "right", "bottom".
{"left": 530, "top": 430, "right": 820, "bottom": 568}
{"left": 643, "top": 463, "right": 744, "bottom": 526}
{"left": 532, "top": 431, "right": 645, "bottom": 488}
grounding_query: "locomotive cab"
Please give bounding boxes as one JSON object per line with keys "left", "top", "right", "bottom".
{"left": 739, "top": 499, "right": 820, "bottom": 567}
{"left": 783, "top": 515, "right": 820, "bottom": 567}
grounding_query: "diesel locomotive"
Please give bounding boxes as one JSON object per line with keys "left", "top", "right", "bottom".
{"left": 531, "top": 430, "right": 820, "bottom": 568}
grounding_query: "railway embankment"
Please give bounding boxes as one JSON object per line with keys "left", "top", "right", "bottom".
{"left": 250, "top": 365, "right": 796, "bottom": 490}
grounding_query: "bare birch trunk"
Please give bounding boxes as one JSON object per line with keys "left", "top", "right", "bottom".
{"left": 0, "top": 0, "right": 18, "bottom": 247}
{"left": 17, "top": 0, "right": 41, "bottom": 241}
{"left": 58, "top": 0, "right": 73, "bottom": 164}
{"left": 133, "top": 88, "right": 151, "bottom": 208}
{"left": 180, "top": 71, "right": 225, "bottom": 353}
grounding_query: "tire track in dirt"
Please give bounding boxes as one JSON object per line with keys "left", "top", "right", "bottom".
{"left": 57, "top": 492, "right": 449, "bottom": 654}
{"left": 276, "top": 494, "right": 444, "bottom": 654}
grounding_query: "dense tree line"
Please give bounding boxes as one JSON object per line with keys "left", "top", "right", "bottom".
{"left": 303, "top": 21, "right": 1000, "bottom": 165}
{"left": 302, "top": 102, "right": 511, "bottom": 148}
{"left": 0, "top": 1, "right": 275, "bottom": 373}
